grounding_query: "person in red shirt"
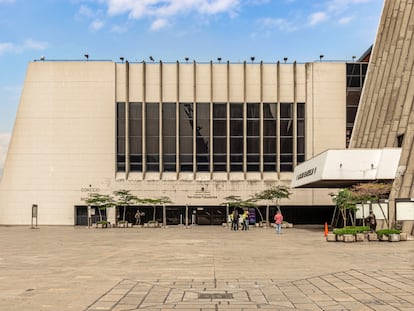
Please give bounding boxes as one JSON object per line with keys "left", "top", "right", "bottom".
{"left": 274, "top": 210, "right": 283, "bottom": 235}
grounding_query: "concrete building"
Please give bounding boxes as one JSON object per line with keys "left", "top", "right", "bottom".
{"left": 0, "top": 59, "right": 357, "bottom": 225}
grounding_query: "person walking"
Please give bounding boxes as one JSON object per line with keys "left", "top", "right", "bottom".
{"left": 366, "top": 210, "right": 377, "bottom": 232}
{"left": 134, "top": 210, "right": 141, "bottom": 226}
{"left": 274, "top": 210, "right": 283, "bottom": 235}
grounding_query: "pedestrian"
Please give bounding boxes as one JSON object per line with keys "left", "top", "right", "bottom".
{"left": 274, "top": 210, "right": 283, "bottom": 235}
{"left": 242, "top": 209, "right": 249, "bottom": 230}
{"left": 366, "top": 210, "right": 377, "bottom": 232}
{"left": 134, "top": 210, "right": 141, "bottom": 226}
{"left": 231, "top": 209, "right": 239, "bottom": 231}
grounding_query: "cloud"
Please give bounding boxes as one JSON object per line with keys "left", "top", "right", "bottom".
{"left": 0, "top": 0, "right": 15, "bottom": 3}
{"left": 308, "top": 11, "right": 327, "bottom": 26}
{"left": 0, "top": 39, "right": 47, "bottom": 56}
{"left": 0, "top": 132, "right": 11, "bottom": 178}
{"left": 90, "top": 19, "right": 104, "bottom": 30}
{"left": 103, "top": 0, "right": 240, "bottom": 27}
{"left": 0, "top": 42, "right": 14, "bottom": 55}
{"left": 338, "top": 16, "right": 353, "bottom": 25}
{"left": 257, "top": 17, "right": 296, "bottom": 32}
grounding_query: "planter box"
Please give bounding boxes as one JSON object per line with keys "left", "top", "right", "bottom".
{"left": 400, "top": 233, "right": 408, "bottom": 241}
{"left": 343, "top": 234, "right": 355, "bottom": 242}
{"left": 388, "top": 234, "right": 400, "bottom": 242}
{"left": 378, "top": 234, "right": 389, "bottom": 241}
{"left": 326, "top": 233, "right": 336, "bottom": 242}
{"left": 368, "top": 233, "right": 378, "bottom": 241}
{"left": 336, "top": 234, "right": 344, "bottom": 242}
{"left": 355, "top": 233, "right": 365, "bottom": 242}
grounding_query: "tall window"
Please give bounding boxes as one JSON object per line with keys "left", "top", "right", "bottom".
{"left": 263, "top": 103, "right": 277, "bottom": 171}
{"left": 213, "top": 103, "right": 227, "bottom": 171}
{"left": 163, "top": 103, "right": 176, "bottom": 172}
{"left": 247, "top": 103, "right": 260, "bottom": 171}
{"left": 116, "top": 102, "right": 125, "bottom": 172}
{"left": 180, "top": 103, "right": 193, "bottom": 171}
{"left": 230, "top": 103, "right": 243, "bottom": 171}
{"left": 129, "top": 103, "right": 142, "bottom": 171}
{"left": 297, "top": 103, "right": 305, "bottom": 164}
{"left": 146, "top": 103, "right": 159, "bottom": 171}
{"left": 280, "top": 103, "right": 293, "bottom": 171}
{"left": 196, "top": 103, "right": 210, "bottom": 172}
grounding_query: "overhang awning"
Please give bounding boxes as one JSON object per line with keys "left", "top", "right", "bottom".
{"left": 291, "top": 148, "right": 402, "bottom": 188}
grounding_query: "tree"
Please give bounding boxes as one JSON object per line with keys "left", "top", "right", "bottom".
{"left": 222, "top": 195, "right": 261, "bottom": 221}
{"left": 82, "top": 192, "right": 115, "bottom": 222}
{"left": 253, "top": 185, "right": 291, "bottom": 223}
{"left": 113, "top": 189, "right": 138, "bottom": 222}
{"left": 139, "top": 196, "right": 172, "bottom": 222}
{"left": 330, "top": 188, "right": 358, "bottom": 227}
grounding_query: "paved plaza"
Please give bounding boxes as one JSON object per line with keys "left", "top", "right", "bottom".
{"left": 0, "top": 225, "right": 413, "bottom": 311}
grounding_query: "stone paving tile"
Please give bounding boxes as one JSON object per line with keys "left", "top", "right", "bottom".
{"left": 83, "top": 268, "right": 414, "bottom": 310}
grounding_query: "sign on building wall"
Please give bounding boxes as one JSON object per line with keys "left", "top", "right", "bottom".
{"left": 396, "top": 200, "right": 414, "bottom": 221}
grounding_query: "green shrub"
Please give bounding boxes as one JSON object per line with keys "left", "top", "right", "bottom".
{"left": 376, "top": 229, "right": 400, "bottom": 236}
{"left": 333, "top": 226, "right": 370, "bottom": 235}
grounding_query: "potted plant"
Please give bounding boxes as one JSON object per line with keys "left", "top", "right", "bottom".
{"left": 376, "top": 229, "right": 401, "bottom": 242}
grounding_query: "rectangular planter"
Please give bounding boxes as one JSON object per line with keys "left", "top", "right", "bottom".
{"left": 336, "top": 234, "right": 344, "bottom": 242}
{"left": 355, "top": 233, "right": 365, "bottom": 242}
{"left": 343, "top": 234, "right": 355, "bottom": 242}
{"left": 388, "top": 234, "right": 401, "bottom": 242}
{"left": 368, "top": 233, "right": 378, "bottom": 241}
{"left": 326, "top": 233, "right": 336, "bottom": 242}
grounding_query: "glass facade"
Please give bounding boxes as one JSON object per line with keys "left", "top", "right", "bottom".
{"left": 346, "top": 62, "right": 368, "bottom": 147}
{"left": 116, "top": 101, "right": 305, "bottom": 175}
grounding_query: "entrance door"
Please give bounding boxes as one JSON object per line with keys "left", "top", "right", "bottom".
{"left": 195, "top": 206, "right": 226, "bottom": 225}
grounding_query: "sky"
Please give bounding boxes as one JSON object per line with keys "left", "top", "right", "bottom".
{"left": 0, "top": 0, "right": 384, "bottom": 176}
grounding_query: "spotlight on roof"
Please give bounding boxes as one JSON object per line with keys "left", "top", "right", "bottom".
{"left": 84, "top": 54, "right": 89, "bottom": 60}
{"left": 352, "top": 55, "right": 356, "bottom": 61}
{"left": 250, "top": 56, "right": 255, "bottom": 63}
{"left": 217, "top": 57, "right": 222, "bottom": 63}
{"left": 40, "top": 56, "right": 45, "bottom": 61}
{"left": 149, "top": 56, "right": 154, "bottom": 62}
{"left": 283, "top": 57, "right": 288, "bottom": 63}
{"left": 120, "top": 57, "right": 124, "bottom": 62}
{"left": 185, "top": 57, "right": 189, "bottom": 63}
{"left": 319, "top": 54, "right": 324, "bottom": 61}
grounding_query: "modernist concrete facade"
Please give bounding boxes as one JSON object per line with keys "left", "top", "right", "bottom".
{"left": 0, "top": 60, "right": 350, "bottom": 225}
{"left": 350, "top": 0, "right": 414, "bottom": 234}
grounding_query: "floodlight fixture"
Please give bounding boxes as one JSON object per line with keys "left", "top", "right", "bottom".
{"left": 283, "top": 57, "right": 288, "bottom": 63}
{"left": 149, "top": 56, "right": 154, "bottom": 62}
{"left": 217, "top": 57, "right": 222, "bottom": 63}
{"left": 84, "top": 54, "right": 89, "bottom": 60}
{"left": 319, "top": 54, "right": 324, "bottom": 61}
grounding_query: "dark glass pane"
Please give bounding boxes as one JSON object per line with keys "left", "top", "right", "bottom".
{"left": 213, "top": 154, "right": 226, "bottom": 162}
{"left": 280, "top": 137, "right": 293, "bottom": 153}
{"left": 130, "top": 102, "right": 142, "bottom": 119}
{"left": 247, "top": 103, "right": 260, "bottom": 118}
{"left": 147, "top": 164, "right": 159, "bottom": 171}
{"left": 280, "top": 154, "right": 292, "bottom": 162}
{"left": 230, "top": 138, "right": 243, "bottom": 153}
{"left": 230, "top": 154, "right": 243, "bottom": 162}
{"left": 117, "top": 102, "right": 125, "bottom": 117}
{"left": 297, "top": 120, "right": 305, "bottom": 136}
{"left": 297, "top": 154, "right": 305, "bottom": 164}
{"left": 197, "top": 164, "right": 210, "bottom": 172}
{"left": 117, "top": 138, "right": 125, "bottom": 153}
{"left": 247, "top": 154, "right": 259, "bottom": 162}
{"left": 214, "top": 164, "right": 226, "bottom": 171}
{"left": 263, "top": 154, "right": 276, "bottom": 162}
{"left": 347, "top": 90, "right": 361, "bottom": 106}
{"left": 297, "top": 103, "right": 305, "bottom": 118}
{"left": 280, "top": 103, "right": 292, "bottom": 118}
{"left": 231, "top": 164, "right": 243, "bottom": 171}
{"left": 129, "top": 138, "right": 142, "bottom": 154}
{"left": 163, "top": 163, "right": 176, "bottom": 172}
{"left": 230, "top": 103, "right": 243, "bottom": 118}
{"left": 130, "top": 155, "right": 142, "bottom": 162}
{"left": 362, "top": 63, "right": 368, "bottom": 75}
{"left": 196, "top": 103, "right": 210, "bottom": 157}
{"left": 117, "top": 155, "right": 125, "bottom": 163}
{"left": 130, "top": 121, "right": 141, "bottom": 136}
{"left": 213, "top": 120, "right": 226, "bottom": 136}
{"left": 347, "top": 107, "right": 358, "bottom": 124}
{"left": 247, "top": 120, "right": 259, "bottom": 136}
{"left": 263, "top": 138, "right": 276, "bottom": 153}
{"left": 230, "top": 120, "right": 243, "bottom": 136}
{"left": 264, "top": 120, "right": 276, "bottom": 136}
{"left": 130, "top": 164, "right": 142, "bottom": 171}
{"left": 213, "top": 103, "right": 226, "bottom": 118}
{"left": 117, "top": 120, "right": 125, "bottom": 136}
{"left": 263, "top": 103, "right": 276, "bottom": 119}
{"left": 280, "top": 164, "right": 292, "bottom": 172}
{"left": 346, "top": 63, "right": 360, "bottom": 75}
{"left": 348, "top": 76, "right": 361, "bottom": 87}
{"left": 264, "top": 164, "right": 276, "bottom": 171}
{"left": 297, "top": 137, "right": 305, "bottom": 153}
{"left": 247, "top": 137, "right": 259, "bottom": 153}
{"left": 280, "top": 120, "right": 293, "bottom": 136}
{"left": 247, "top": 164, "right": 260, "bottom": 171}
{"left": 213, "top": 137, "right": 226, "bottom": 153}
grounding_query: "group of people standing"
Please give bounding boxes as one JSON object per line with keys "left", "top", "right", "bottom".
{"left": 230, "top": 209, "right": 284, "bottom": 235}
{"left": 230, "top": 209, "right": 250, "bottom": 231}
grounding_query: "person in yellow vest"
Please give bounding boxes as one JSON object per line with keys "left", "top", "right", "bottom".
{"left": 242, "top": 210, "right": 250, "bottom": 230}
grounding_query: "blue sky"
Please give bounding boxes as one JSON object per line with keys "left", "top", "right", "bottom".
{"left": 0, "top": 0, "right": 383, "bottom": 175}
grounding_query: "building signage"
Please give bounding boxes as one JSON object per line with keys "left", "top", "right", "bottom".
{"left": 187, "top": 190, "right": 217, "bottom": 199}
{"left": 296, "top": 167, "right": 317, "bottom": 180}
